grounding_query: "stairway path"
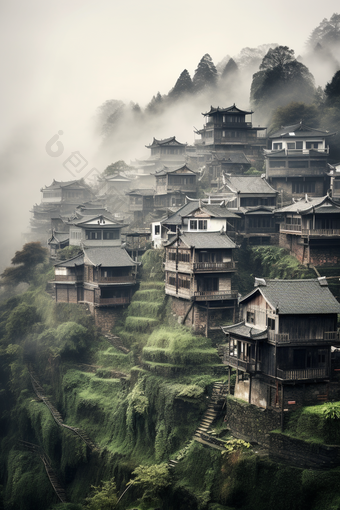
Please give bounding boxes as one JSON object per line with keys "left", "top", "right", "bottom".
{"left": 19, "top": 440, "right": 67, "bottom": 503}
{"left": 28, "top": 365, "right": 97, "bottom": 451}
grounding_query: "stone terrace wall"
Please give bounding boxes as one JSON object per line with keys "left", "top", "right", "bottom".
{"left": 269, "top": 432, "right": 340, "bottom": 469}
{"left": 225, "top": 396, "right": 281, "bottom": 447}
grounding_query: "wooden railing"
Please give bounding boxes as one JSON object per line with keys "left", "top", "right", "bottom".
{"left": 96, "top": 296, "right": 130, "bottom": 305}
{"left": 98, "top": 276, "right": 136, "bottom": 284}
{"left": 301, "top": 229, "right": 340, "bottom": 237}
{"left": 54, "top": 274, "right": 83, "bottom": 282}
{"left": 226, "top": 356, "right": 256, "bottom": 372}
{"left": 193, "top": 290, "right": 238, "bottom": 301}
{"left": 192, "top": 261, "right": 236, "bottom": 271}
{"left": 268, "top": 330, "right": 339, "bottom": 344}
{"left": 280, "top": 224, "right": 302, "bottom": 232}
{"left": 276, "top": 367, "right": 328, "bottom": 381}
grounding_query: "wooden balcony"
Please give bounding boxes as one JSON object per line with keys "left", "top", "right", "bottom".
{"left": 267, "top": 330, "right": 339, "bottom": 345}
{"left": 276, "top": 367, "right": 328, "bottom": 381}
{"left": 192, "top": 261, "right": 236, "bottom": 272}
{"left": 193, "top": 290, "right": 238, "bottom": 301}
{"left": 301, "top": 229, "right": 340, "bottom": 238}
{"left": 267, "top": 168, "right": 326, "bottom": 177}
{"left": 95, "top": 296, "right": 130, "bottom": 306}
{"left": 280, "top": 224, "right": 302, "bottom": 233}
{"left": 165, "top": 261, "right": 236, "bottom": 273}
{"left": 54, "top": 274, "right": 83, "bottom": 282}
{"left": 97, "top": 276, "right": 136, "bottom": 284}
{"left": 165, "top": 285, "right": 238, "bottom": 301}
{"left": 223, "top": 355, "right": 257, "bottom": 373}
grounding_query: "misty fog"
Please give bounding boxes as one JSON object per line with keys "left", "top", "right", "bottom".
{"left": 0, "top": 1, "right": 339, "bottom": 273}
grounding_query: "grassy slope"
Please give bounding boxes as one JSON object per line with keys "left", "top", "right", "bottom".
{"left": 1, "top": 248, "right": 340, "bottom": 510}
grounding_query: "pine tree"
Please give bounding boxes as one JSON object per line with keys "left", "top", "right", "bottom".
{"left": 192, "top": 54, "right": 217, "bottom": 93}
{"left": 221, "top": 58, "right": 239, "bottom": 80}
{"left": 168, "top": 69, "right": 193, "bottom": 100}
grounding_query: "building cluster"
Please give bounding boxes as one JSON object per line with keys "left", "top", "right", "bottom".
{"left": 26, "top": 102, "right": 340, "bottom": 412}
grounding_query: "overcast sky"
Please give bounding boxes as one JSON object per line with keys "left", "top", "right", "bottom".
{"left": 0, "top": 0, "right": 339, "bottom": 267}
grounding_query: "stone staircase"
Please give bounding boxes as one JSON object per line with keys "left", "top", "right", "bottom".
{"left": 193, "top": 381, "right": 227, "bottom": 444}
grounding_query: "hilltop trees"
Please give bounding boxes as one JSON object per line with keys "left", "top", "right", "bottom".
{"left": 0, "top": 243, "right": 48, "bottom": 287}
{"left": 251, "top": 46, "right": 315, "bottom": 114}
{"left": 168, "top": 69, "right": 193, "bottom": 100}
{"left": 325, "top": 70, "right": 340, "bottom": 104}
{"left": 308, "top": 13, "right": 340, "bottom": 50}
{"left": 192, "top": 53, "right": 218, "bottom": 93}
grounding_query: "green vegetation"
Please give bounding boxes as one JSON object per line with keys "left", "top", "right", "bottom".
{"left": 1, "top": 245, "right": 340, "bottom": 510}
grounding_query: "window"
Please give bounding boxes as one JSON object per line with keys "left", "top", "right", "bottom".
{"left": 296, "top": 141, "right": 303, "bottom": 149}
{"left": 267, "top": 317, "right": 275, "bottom": 330}
{"left": 179, "top": 278, "right": 190, "bottom": 289}
{"left": 273, "top": 143, "right": 282, "bottom": 150}
{"left": 178, "top": 252, "right": 190, "bottom": 263}
{"left": 292, "top": 181, "right": 315, "bottom": 193}
{"left": 269, "top": 160, "right": 286, "bottom": 168}
{"left": 190, "top": 220, "right": 197, "bottom": 230}
{"left": 288, "top": 160, "right": 308, "bottom": 168}
{"left": 306, "top": 142, "right": 320, "bottom": 149}
{"left": 168, "top": 252, "right": 176, "bottom": 261}
{"left": 310, "top": 160, "right": 326, "bottom": 167}
{"left": 168, "top": 276, "right": 176, "bottom": 286}
{"left": 85, "top": 230, "right": 102, "bottom": 240}
{"left": 246, "top": 311, "right": 255, "bottom": 324}
{"left": 198, "top": 220, "right": 207, "bottom": 230}
{"left": 103, "top": 230, "right": 119, "bottom": 240}
{"left": 287, "top": 142, "right": 295, "bottom": 149}
{"left": 154, "top": 225, "right": 160, "bottom": 235}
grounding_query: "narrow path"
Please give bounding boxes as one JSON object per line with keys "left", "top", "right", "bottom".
{"left": 19, "top": 440, "right": 67, "bottom": 503}
{"left": 167, "top": 381, "right": 228, "bottom": 469}
{"left": 28, "top": 366, "right": 97, "bottom": 451}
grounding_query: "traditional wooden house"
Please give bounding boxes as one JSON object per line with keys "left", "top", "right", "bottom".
{"left": 205, "top": 152, "right": 252, "bottom": 188}
{"left": 194, "top": 104, "right": 267, "bottom": 161}
{"left": 67, "top": 213, "right": 125, "bottom": 248}
{"left": 145, "top": 136, "right": 187, "bottom": 170}
{"left": 164, "top": 230, "right": 238, "bottom": 334}
{"left": 47, "top": 231, "right": 69, "bottom": 258}
{"left": 327, "top": 162, "right": 340, "bottom": 202}
{"left": 222, "top": 175, "right": 279, "bottom": 244}
{"left": 30, "top": 179, "right": 94, "bottom": 240}
{"left": 151, "top": 200, "right": 240, "bottom": 248}
{"left": 265, "top": 122, "right": 336, "bottom": 203}
{"left": 125, "top": 189, "right": 155, "bottom": 224}
{"left": 220, "top": 277, "right": 340, "bottom": 411}
{"left": 54, "top": 246, "right": 137, "bottom": 306}
{"left": 154, "top": 164, "right": 197, "bottom": 211}
{"left": 276, "top": 194, "right": 340, "bottom": 266}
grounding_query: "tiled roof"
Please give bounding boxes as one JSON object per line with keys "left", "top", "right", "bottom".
{"left": 146, "top": 136, "right": 186, "bottom": 148}
{"left": 71, "top": 214, "right": 123, "bottom": 227}
{"left": 48, "top": 232, "right": 69, "bottom": 244}
{"left": 201, "top": 204, "right": 240, "bottom": 218}
{"left": 224, "top": 175, "right": 278, "bottom": 194}
{"left": 240, "top": 278, "right": 340, "bottom": 315}
{"left": 202, "top": 104, "right": 253, "bottom": 116}
{"left": 161, "top": 201, "right": 200, "bottom": 225}
{"left": 126, "top": 188, "right": 155, "bottom": 196}
{"left": 54, "top": 253, "right": 84, "bottom": 267}
{"left": 221, "top": 321, "right": 268, "bottom": 339}
{"left": 42, "top": 179, "right": 90, "bottom": 190}
{"left": 84, "top": 246, "right": 137, "bottom": 267}
{"left": 165, "top": 231, "right": 237, "bottom": 249}
{"left": 275, "top": 195, "right": 340, "bottom": 215}
{"left": 212, "top": 152, "right": 251, "bottom": 165}
{"left": 269, "top": 123, "right": 335, "bottom": 139}
{"left": 154, "top": 164, "right": 196, "bottom": 176}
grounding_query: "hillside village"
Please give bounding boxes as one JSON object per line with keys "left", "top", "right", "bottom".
{"left": 24, "top": 101, "right": 340, "bottom": 426}
{"left": 2, "top": 35, "right": 340, "bottom": 510}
